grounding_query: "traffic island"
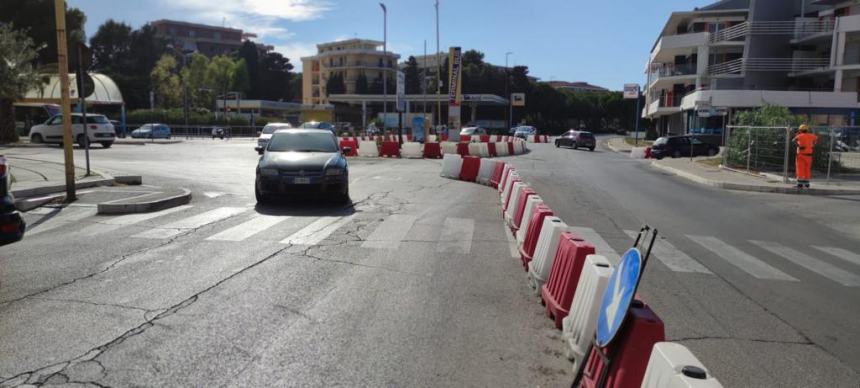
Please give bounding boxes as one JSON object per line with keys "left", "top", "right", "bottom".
{"left": 94, "top": 186, "right": 192, "bottom": 214}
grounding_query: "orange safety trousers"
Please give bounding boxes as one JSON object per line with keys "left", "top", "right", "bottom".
{"left": 796, "top": 153, "right": 812, "bottom": 181}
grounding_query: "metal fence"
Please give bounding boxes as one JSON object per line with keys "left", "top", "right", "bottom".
{"left": 124, "top": 124, "right": 262, "bottom": 139}
{"left": 722, "top": 125, "right": 860, "bottom": 182}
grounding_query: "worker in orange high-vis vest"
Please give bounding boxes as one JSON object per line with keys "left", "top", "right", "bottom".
{"left": 793, "top": 124, "right": 818, "bottom": 189}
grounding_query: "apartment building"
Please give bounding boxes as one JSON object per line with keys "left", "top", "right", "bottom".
{"left": 643, "top": 0, "right": 860, "bottom": 136}
{"left": 301, "top": 39, "right": 400, "bottom": 105}
{"left": 151, "top": 20, "right": 247, "bottom": 56}
{"left": 545, "top": 81, "right": 609, "bottom": 93}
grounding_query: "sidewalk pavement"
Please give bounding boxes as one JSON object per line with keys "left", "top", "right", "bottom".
{"left": 651, "top": 157, "right": 860, "bottom": 195}
{"left": 605, "top": 136, "right": 633, "bottom": 153}
{"left": 6, "top": 156, "right": 191, "bottom": 213}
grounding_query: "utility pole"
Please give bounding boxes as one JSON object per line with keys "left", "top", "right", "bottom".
{"left": 435, "top": 0, "right": 441, "bottom": 132}
{"left": 505, "top": 51, "right": 513, "bottom": 131}
{"left": 380, "top": 3, "right": 388, "bottom": 132}
{"left": 76, "top": 43, "right": 90, "bottom": 176}
{"left": 54, "top": 0, "right": 76, "bottom": 201}
{"left": 423, "top": 40, "right": 427, "bottom": 117}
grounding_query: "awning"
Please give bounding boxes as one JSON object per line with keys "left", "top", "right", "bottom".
{"left": 20, "top": 73, "right": 124, "bottom": 105}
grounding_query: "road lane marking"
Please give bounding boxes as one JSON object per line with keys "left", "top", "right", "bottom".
{"left": 569, "top": 227, "right": 620, "bottom": 266}
{"left": 751, "top": 241, "right": 860, "bottom": 287}
{"left": 437, "top": 217, "right": 475, "bottom": 254}
{"left": 132, "top": 207, "right": 247, "bottom": 239}
{"left": 813, "top": 246, "right": 860, "bottom": 267}
{"left": 280, "top": 215, "right": 355, "bottom": 245}
{"left": 686, "top": 236, "right": 797, "bottom": 281}
{"left": 76, "top": 205, "right": 194, "bottom": 235}
{"left": 505, "top": 223, "right": 520, "bottom": 258}
{"left": 206, "top": 214, "right": 290, "bottom": 242}
{"left": 624, "top": 230, "right": 712, "bottom": 274}
{"left": 28, "top": 207, "right": 98, "bottom": 236}
{"left": 361, "top": 214, "right": 417, "bottom": 249}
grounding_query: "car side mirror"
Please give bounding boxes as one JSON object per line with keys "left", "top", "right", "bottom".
{"left": 342, "top": 147, "right": 352, "bottom": 154}
{"left": 255, "top": 146, "right": 264, "bottom": 155}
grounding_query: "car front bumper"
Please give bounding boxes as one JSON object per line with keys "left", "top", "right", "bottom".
{"left": 257, "top": 174, "right": 348, "bottom": 196}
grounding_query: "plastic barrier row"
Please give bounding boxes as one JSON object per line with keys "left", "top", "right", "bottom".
{"left": 440, "top": 160, "right": 724, "bottom": 388}
{"left": 347, "top": 139, "right": 527, "bottom": 159}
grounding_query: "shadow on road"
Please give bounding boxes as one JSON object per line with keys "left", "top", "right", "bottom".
{"left": 254, "top": 197, "right": 356, "bottom": 217}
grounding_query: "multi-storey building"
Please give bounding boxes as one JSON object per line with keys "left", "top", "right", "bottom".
{"left": 151, "top": 20, "right": 247, "bottom": 56}
{"left": 643, "top": 0, "right": 860, "bottom": 136}
{"left": 544, "top": 81, "right": 609, "bottom": 93}
{"left": 301, "top": 39, "right": 400, "bottom": 105}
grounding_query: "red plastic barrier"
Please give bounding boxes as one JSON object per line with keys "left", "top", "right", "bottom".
{"left": 498, "top": 166, "right": 512, "bottom": 193}
{"left": 460, "top": 135, "right": 471, "bottom": 143}
{"left": 380, "top": 141, "right": 400, "bottom": 158}
{"left": 459, "top": 155, "right": 481, "bottom": 182}
{"left": 507, "top": 142, "right": 515, "bottom": 155}
{"left": 645, "top": 147, "right": 652, "bottom": 159}
{"left": 456, "top": 142, "right": 470, "bottom": 156}
{"left": 519, "top": 204, "right": 554, "bottom": 270}
{"left": 407, "top": 134, "right": 413, "bottom": 142}
{"left": 487, "top": 142, "right": 497, "bottom": 157}
{"left": 489, "top": 162, "right": 505, "bottom": 188}
{"left": 423, "top": 142, "right": 442, "bottom": 159}
{"left": 339, "top": 139, "right": 358, "bottom": 156}
{"left": 441, "top": 134, "right": 448, "bottom": 141}
{"left": 533, "top": 135, "right": 542, "bottom": 143}
{"left": 510, "top": 186, "right": 536, "bottom": 234}
{"left": 540, "top": 232, "right": 595, "bottom": 329}
{"left": 496, "top": 135, "right": 503, "bottom": 142}
{"left": 577, "top": 300, "right": 665, "bottom": 388}
{"left": 502, "top": 177, "right": 521, "bottom": 211}
{"left": 543, "top": 135, "right": 550, "bottom": 143}
{"left": 479, "top": 135, "right": 490, "bottom": 143}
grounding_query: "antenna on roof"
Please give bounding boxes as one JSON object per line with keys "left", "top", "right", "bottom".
{"left": 222, "top": 17, "right": 226, "bottom": 27}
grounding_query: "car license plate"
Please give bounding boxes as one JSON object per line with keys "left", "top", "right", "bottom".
{"left": 293, "top": 177, "right": 311, "bottom": 184}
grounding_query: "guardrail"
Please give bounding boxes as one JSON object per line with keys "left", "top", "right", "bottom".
{"left": 708, "top": 57, "right": 830, "bottom": 76}
{"left": 709, "top": 19, "right": 835, "bottom": 44}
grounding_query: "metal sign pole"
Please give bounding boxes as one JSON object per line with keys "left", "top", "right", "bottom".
{"left": 54, "top": 0, "right": 76, "bottom": 201}
{"left": 634, "top": 91, "right": 641, "bottom": 146}
{"left": 77, "top": 43, "right": 90, "bottom": 176}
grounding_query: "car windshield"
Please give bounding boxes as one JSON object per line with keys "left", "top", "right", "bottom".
{"left": 654, "top": 137, "right": 668, "bottom": 145}
{"left": 579, "top": 131, "right": 594, "bottom": 138}
{"left": 267, "top": 131, "right": 338, "bottom": 153}
{"left": 85, "top": 116, "right": 109, "bottom": 124}
{"left": 299, "top": 122, "right": 332, "bottom": 130}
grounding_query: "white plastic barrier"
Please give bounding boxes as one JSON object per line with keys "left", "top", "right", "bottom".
{"left": 498, "top": 164, "right": 513, "bottom": 192}
{"left": 641, "top": 342, "right": 724, "bottom": 388}
{"left": 440, "top": 154, "right": 463, "bottom": 179}
{"left": 527, "top": 216, "right": 569, "bottom": 292}
{"left": 441, "top": 142, "right": 459, "bottom": 155}
{"left": 401, "top": 142, "right": 423, "bottom": 159}
{"left": 476, "top": 159, "right": 499, "bottom": 186}
{"left": 515, "top": 195, "right": 544, "bottom": 247}
{"left": 468, "top": 142, "right": 482, "bottom": 157}
{"left": 514, "top": 141, "right": 527, "bottom": 154}
{"left": 478, "top": 143, "right": 490, "bottom": 157}
{"left": 495, "top": 142, "right": 510, "bottom": 156}
{"left": 561, "top": 254, "right": 613, "bottom": 376}
{"left": 427, "top": 134, "right": 438, "bottom": 143}
{"left": 504, "top": 182, "right": 527, "bottom": 226}
{"left": 527, "top": 134, "right": 537, "bottom": 143}
{"left": 401, "top": 135, "right": 409, "bottom": 144}
{"left": 358, "top": 141, "right": 379, "bottom": 157}
{"left": 500, "top": 170, "right": 519, "bottom": 206}
{"left": 471, "top": 135, "right": 481, "bottom": 143}
{"left": 630, "top": 146, "right": 648, "bottom": 159}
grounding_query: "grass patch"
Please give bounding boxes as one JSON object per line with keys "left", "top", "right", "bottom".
{"left": 624, "top": 137, "right": 653, "bottom": 147}
{"left": 696, "top": 158, "right": 722, "bottom": 168}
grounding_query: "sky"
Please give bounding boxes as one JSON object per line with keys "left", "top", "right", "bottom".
{"left": 67, "top": 0, "right": 718, "bottom": 90}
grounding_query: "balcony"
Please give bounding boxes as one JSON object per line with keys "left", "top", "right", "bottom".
{"left": 650, "top": 32, "right": 709, "bottom": 62}
{"left": 707, "top": 58, "right": 831, "bottom": 77}
{"left": 649, "top": 63, "right": 698, "bottom": 86}
{"left": 709, "top": 22, "right": 749, "bottom": 44}
{"left": 708, "top": 58, "right": 745, "bottom": 77}
{"left": 708, "top": 19, "right": 835, "bottom": 44}
{"left": 792, "top": 18, "right": 835, "bottom": 43}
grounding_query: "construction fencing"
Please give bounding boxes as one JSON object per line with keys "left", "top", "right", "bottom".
{"left": 722, "top": 126, "right": 860, "bottom": 182}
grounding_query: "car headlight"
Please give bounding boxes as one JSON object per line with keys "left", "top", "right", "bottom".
{"left": 260, "top": 168, "right": 279, "bottom": 177}
{"left": 325, "top": 168, "right": 344, "bottom": 176}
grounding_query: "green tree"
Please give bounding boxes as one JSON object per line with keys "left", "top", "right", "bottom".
{"left": 258, "top": 51, "right": 294, "bottom": 101}
{"left": 90, "top": 22, "right": 167, "bottom": 109}
{"left": 733, "top": 104, "right": 804, "bottom": 127}
{"left": 404, "top": 56, "right": 420, "bottom": 94}
{"left": 89, "top": 19, "right": 131, "bottom": 71}
{"left": 150, "top": 54, "right": 180, "bottom": 108}
{"left": 0, "top": 0, "right": 87, "bottom": 70}
{"left": 181, "top": 53, "right": 210, "bottom": 108}
{"left": 289, "top": 72, "right": 302, "bottom": 102}
{"left": 207, "top": 55, "right": 237, "bottom": 101}
{"left": 0, "top": 24, "right": 47, "bottom": 142}
{"left": 233, "top": 58, "right": 251, "bottom": 96}
{"left": 237, "top": 41, "right": 260, "bottom": 98}
{"left": 355, "top": 73, "right": 369, "bottom": 94}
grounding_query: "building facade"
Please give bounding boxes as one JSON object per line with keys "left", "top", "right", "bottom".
{"left": 643, "top": 0, "right": 860, "bottom": 136}
{"left": 151, "top": 20, "right": 248, "bottom": 56}
{"left": 301, "top": 39, "right": 400, "bottom": 105}
{"left": 545, "top": 81, "right": 609, "bottom": 93}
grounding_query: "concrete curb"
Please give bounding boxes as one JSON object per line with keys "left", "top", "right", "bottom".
{"left": 97, "top": 188, "right": 192, "bottom": 215}
{"left": 14, "top": 193, "right": 65, "bottom": 212}
{"left": 11, "top": 177, "right": 115, "bottom": 199}
{"left": 114, "top": 139, "right": 185, "bottom": 145}
{"left": 114, "top": 175, "right": 143, "bottom": 185}
{"left": 605, "top": 139, "right": 632, "bottom": 154}
{"left": 650, "top": 161, "right": 860, "bottom": 195}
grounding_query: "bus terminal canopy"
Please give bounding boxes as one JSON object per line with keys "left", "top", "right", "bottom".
{"left": 20, "top": 73, "right": 124, "bottom": 105}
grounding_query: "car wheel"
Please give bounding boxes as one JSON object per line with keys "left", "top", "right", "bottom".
{"left": 76, "top": 134, "right": 87, "bottom": 148}
{"left": 555, "top": 141, "right": 559, "bottom": 148}
{"left": 30, "top": 134, "right": 43, "bottom": 144}
{"left": 672, "top": 150, "right": 682, "bottom": 158}
{"left": 100, "top": 142, "right": 112, "bottom": 148}
{"left": 255, "top": 184, "right": 269, "bottom": 204}
{"left": 589, "top": 147, "right": 595, "bottom": 152}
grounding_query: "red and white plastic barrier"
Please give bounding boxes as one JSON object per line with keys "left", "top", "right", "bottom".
{"left": 640, "top": 342, "right": 723, "bottom": 388}
{"left": 516, "top": 195, "right": 544, "bottom": 247}
{"left": 441, "top": 142, "right": 458, "bottom": 155}
{"left": 508, "top": 185, "right": 536, "bottom": 234}
{"left": 500, "top": 172, "right": 520, "bottom": 209}
{"left": 504, "top": 181, "right": 527, "bottom": 224}
{"left": 540, "top": 232, "right": 595, "bottom": 329}
{"left": 489, "top": 162, "right": 506, "bottom": 188}
{"left": 358, "top": 140, "right": 379, "bottom": 157}
{"left": 519, "top": 204, "right": 554, "bottom": 271}
{"left": 561, "top": 254, "right": 613, "bottom": 376}
{"left": 401, "top": 142, "right": 423, "bottom": 158}
{"left": 477, "top": 159, "right": 500, "bottom": 186}
{"left": 440, "top": 154, "right": 462, "bottom": 179}
{"left": 527, "top": 216, "right": 569, "bottom": 292}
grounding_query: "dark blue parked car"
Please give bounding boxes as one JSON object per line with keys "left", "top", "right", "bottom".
{"left": 131, "top": 123, "right": 172, "bottom": 139}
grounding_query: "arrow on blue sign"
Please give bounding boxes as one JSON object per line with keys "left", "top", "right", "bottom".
{"left": 595, "top": 247, "right": 642, "bottom": 348}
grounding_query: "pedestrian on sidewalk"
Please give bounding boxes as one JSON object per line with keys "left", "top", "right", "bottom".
{"left": 793, "top": 124, "right": 818, "bottom": 189}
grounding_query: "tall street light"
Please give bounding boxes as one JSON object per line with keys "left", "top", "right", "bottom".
{"left": 380, "top": 3, "right": 387, "bottom": 131}
{"left": 435, "top": 0, "right": 441, "bottom": 130}
{"left": 505, "top": 51, "right": 513, "bottom": 131}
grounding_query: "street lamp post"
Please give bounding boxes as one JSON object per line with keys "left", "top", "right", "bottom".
{"left": 505, "top": 52, "right": 513, "bottom": 131}
{"left": 380, "top": 3, "right": 388, "bottom": 131}
{"left": 435, "top": 0, "right": 441, "bottom": 131}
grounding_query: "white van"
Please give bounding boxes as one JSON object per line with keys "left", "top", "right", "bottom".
{"left": 29, "top": 113, "right": 117, "bottom": 148}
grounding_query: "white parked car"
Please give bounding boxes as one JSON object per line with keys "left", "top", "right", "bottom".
{"left": 257, "top": 122, "right": 292, "bottom": 148}
{"left": 29, "top": 113, "right": 116, "bottom": 148}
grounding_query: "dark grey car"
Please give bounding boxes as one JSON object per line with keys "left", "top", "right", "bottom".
{"left": 255, "top": 129, "right": 350, "bottom": 203}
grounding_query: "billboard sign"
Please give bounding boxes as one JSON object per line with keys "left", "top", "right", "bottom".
{"left": 448, "top": 47, "right": 462, "bottom": 107}
{"left": 623, "top": 83, "right": 640, "bottom": 99}
{"left": 396, "top": 71, "right": 406, "bottom": 112}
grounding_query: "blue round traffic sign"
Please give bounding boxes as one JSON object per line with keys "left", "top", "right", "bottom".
{"left": 595, "top": 248, "right": 642, "bottom": 348}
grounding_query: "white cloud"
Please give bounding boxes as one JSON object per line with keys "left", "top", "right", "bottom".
{"left": 275, "top": 42, "right": 318, "bottom": 61}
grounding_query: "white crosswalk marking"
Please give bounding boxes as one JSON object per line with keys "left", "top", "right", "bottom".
{"left": 28, "top": 207, "right": 98, "bottom": 236}
{"left": 569, "top": 226, "right": 620, "bottom": 266}
{"left": 813, "top": 246, "right": 860, "bottom": 267}
{"left": 280, "top": 215, "right": 354, "bottom": 245}
{"left": 132, "top": 207, "right": 247, "bottom": 239}
{"left": 751, "top": 241, "right": 860, "bottom": 287}
{"left": 505, "top": 223, "right": 519, "bottom": 258}
{"left": 624, "top": 231, "right": 712, "bottom": 274}
{"left": 361, "top": 214, "right": 417, "bottom": 249}
{"left": 206, "top": 214, "right": 290, "bottom": 242}
{"left": 77, "top": 205, "right": 194, "bottom": 235}
{"left": 686, "top": 236, "right": 797, "bottom": 281}
{"left": 437, "top": 217, "right": 475, "bottom": 254}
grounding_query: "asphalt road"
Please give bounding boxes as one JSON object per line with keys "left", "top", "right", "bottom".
{"left": 1, "top": 139, "right": 858, "bottom": 387}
